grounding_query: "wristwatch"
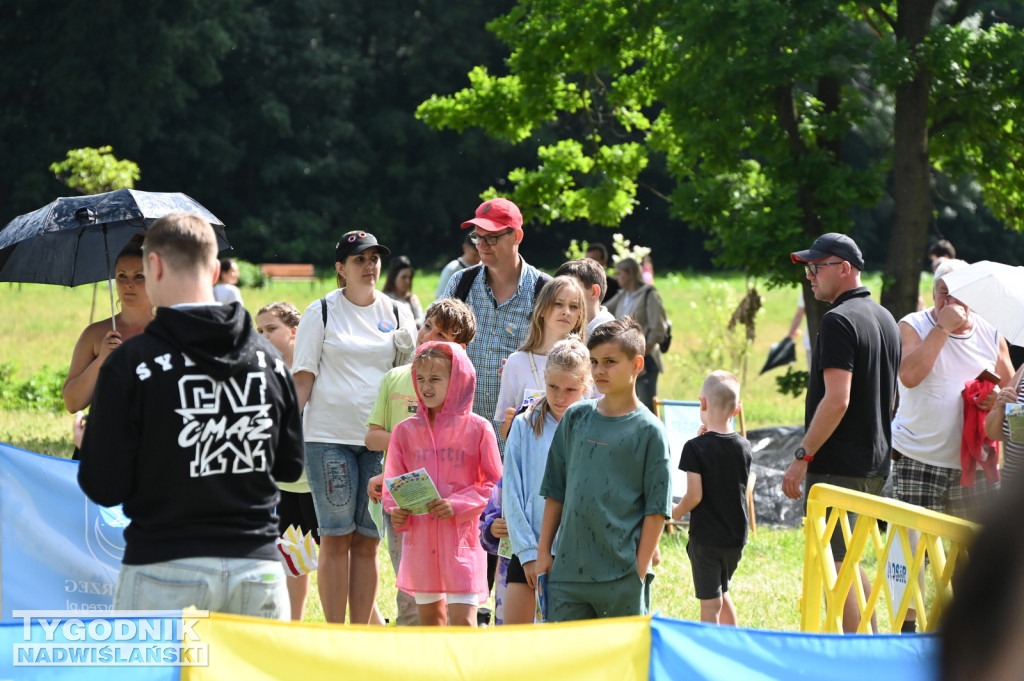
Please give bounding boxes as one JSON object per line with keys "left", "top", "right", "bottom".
{"left": 794, "top": 447, "right": 814, "bottom": 463}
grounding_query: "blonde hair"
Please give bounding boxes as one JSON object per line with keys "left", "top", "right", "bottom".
{"left": 519, "top": 276, "right": 586, "bottom": 353}
{"left": 526, "top": 335, "right": 591, "bottom": 436}
{"left": 702, "top": 370, "right": 740, "bottom": 416}
{"left": 143, "top": 213, "right": 218, "bottom": 273}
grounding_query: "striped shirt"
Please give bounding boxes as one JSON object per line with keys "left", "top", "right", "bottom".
{"left": 1002, "top": 371, "right": 1024, "bottom": 484}
{"left": 442, "top": 257, "right": 544, "bottom": 429}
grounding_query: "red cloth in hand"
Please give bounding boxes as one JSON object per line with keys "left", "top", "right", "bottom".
{"left": 961, "top": 379, "right": 1001, "bottom": 487}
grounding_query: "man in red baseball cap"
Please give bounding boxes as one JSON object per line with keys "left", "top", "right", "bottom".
{"left": 444, "top": 197, "right": 548, "bottom": 422}
{"left": 461, "top": 197, "right": 524, "bottom": 234}
{"left": 444, "top": 196, "right": 550, "bottom": 625}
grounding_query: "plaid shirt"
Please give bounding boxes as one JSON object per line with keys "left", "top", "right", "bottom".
{"left": 442, "top": 257, "right": 544, "bottom": 427}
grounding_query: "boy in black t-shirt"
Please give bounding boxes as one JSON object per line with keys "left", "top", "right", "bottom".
{"left": 671, "top": 370, "right": 752, "bottom": 625}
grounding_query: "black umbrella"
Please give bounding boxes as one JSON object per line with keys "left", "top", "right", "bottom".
{"left": 760, "top": 336, "right": 796, "bottom": 375}
{"left": 0, "top": 189, "right": 230, "bottom": 330}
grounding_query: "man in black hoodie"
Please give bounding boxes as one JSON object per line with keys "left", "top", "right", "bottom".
{"left": 78, "top": 213, "right": 304, "bottom": 619}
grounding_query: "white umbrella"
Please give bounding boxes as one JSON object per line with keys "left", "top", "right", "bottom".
{"left": 942, "top": 260, "right": 1024, "bottom": 345}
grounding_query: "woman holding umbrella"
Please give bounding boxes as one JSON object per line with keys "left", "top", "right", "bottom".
{"left": 62, "top": 234, "right": 154, "bottom": 414}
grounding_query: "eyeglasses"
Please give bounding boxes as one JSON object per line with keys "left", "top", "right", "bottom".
{"left": 804, "top": 261, "right": 844, "bottom": 276}
{"left": 469, "top": 230, "right": 514, "bottom": 247}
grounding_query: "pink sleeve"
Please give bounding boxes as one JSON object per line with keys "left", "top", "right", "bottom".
{"left": 449, "top": 423, "right": 504, "bottom": 519}
{"left": 382, "top": 426, "right": 411, "bottom": 515}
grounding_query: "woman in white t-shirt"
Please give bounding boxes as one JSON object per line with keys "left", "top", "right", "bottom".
{"left": 292, "top": 231, "right": 416, "bottom": 625}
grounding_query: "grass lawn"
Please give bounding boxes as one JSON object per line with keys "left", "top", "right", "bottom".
{"left": 301, "top": 525, "right": 806, "bottom": 628}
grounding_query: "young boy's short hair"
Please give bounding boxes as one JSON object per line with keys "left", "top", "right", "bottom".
{"left": 587, "top": 316, "right": 645, "bottom": 359}
{"left": 702, "top": 370, "right": 740, "bottom": 415}
{"left": 143, "top": 213, "right": 218, "bottom": 273}
{"left": 555, "top": 258, "right": 607, "bottom": 300}
{"left": 423, "top": 298, "right": 476, "bottom": 345}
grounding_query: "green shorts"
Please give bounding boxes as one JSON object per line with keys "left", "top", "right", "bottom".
{"left": 548, "top": 570, "right": 655, "bottom": 623}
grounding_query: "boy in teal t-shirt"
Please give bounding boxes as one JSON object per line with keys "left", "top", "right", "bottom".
{"left": 537, "top": 318, "right": 673, "bottom": 621}
{"left": 365, "top": 298, "right": 476, "bottom": 625}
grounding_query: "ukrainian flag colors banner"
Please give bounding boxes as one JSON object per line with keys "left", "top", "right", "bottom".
{"left": 649, "top": 616, "right": 939, "bottom": 681}
{"left": 0, "top": 611, "right": 940, "bottom": 681}
{"left": 0, "top": 442, "right": 123, "bottom": 618}
{"left": 0, "top": 443, "right": 940, "bottom": 680}
{"left": 184, "top": 612, "right": 650, "bottom": 681}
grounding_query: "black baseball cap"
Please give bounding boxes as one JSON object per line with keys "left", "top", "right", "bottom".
{"left": 335, "top": 231, "right": 391, "bottom": 262}
{"left": 790, "top": 233, "right": 865, "bottom": 271}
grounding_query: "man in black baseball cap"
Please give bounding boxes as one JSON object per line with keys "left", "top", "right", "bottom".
{"left": 790, "top": 232, "right": 865, "bottom": 271}
{"left": 782, "top": 231, "right": 901, "bottom": 633}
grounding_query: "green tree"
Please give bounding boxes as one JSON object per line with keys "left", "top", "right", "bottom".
{"left": 0, "top": 1, "right": 239, "bottom": 213}
{"left": 417, "top": 0, "right": 1024, "bottom": 325}
{"left": 139, "top": 0, "right": 527, "bottom": 267}
{"left": 0, "top": 1, "right": 529, "bottom": 269}
{"left": 49, "top": 146, "right": 140, "bottom": 195}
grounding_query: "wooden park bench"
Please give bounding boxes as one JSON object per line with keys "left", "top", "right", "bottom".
{"left": 260, "top": 263, "right": 317, "bottom": 285}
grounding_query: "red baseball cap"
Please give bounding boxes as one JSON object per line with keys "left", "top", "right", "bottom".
{"left": 461, "top": 198, "right": 523, "bottom": 233}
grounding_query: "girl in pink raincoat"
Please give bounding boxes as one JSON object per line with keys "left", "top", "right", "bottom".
{"left": 383, "top": 342, "right": 503, "bottom": 626}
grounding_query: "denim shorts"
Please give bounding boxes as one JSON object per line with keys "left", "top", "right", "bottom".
{"left": 114, "top": 557, "right": 288, "bottom": 621}
{"left": 305, "top": 442, "right": 383, "bottom": 538}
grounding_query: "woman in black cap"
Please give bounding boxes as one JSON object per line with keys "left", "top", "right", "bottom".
{"left": 292, "top": 230, "right": 416, "bottom": 624}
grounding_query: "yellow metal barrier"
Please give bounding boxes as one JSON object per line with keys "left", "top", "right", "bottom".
{"left": 801, "top": 483, "right": 977, "bottom": 634}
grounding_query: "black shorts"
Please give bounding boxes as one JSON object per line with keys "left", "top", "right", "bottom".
{"left": 507, "top": 554, "right": 528, "bottom": 584}
{"left": 277, "top": 490, "right": 320, "bottom": 543}
{"left": 687, "top": 541, "right": 743, "bottom": 600}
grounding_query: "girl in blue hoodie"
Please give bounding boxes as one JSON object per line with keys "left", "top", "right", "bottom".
{"left": 502, "top": 335, "right": 592, "bottom": 624}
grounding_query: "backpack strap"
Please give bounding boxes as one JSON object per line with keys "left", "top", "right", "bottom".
{"left": 533, "top": 270, "right": 552, "bottom": 301}
{"left": 455, "top": 264, "right": 550, "bottom": 305}
{"left": 324, "top": 295, "right": 402, "bottom": 330}
{"left": 453, "top": 264, "right": 483, "bottom": 301}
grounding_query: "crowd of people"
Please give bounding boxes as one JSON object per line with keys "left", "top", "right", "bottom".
{"left": 66, "top": 201, "right": 1016, "bottom": 643}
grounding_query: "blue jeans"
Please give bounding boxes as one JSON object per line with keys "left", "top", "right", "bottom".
{"left": 114, "top": 557, "right": 288, "bottom": 620}
{"left": 305, "top": 442, "right": 383, "bottom": 538}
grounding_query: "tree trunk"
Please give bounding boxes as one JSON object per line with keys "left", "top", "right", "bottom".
{"left": 881, "top": 0, "right": 937, "bottom": 319}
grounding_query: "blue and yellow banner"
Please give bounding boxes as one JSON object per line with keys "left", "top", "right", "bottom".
{"left": 0, "top": 611, "right": 939, "bottom": 681}
{"left": 0, "top": 442, "right": 940, "bottom": 681}
{"left": 0, "top": 442, "right": 124, "bottom": 618}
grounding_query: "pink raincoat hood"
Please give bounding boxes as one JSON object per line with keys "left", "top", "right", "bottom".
{"left": 412, "top": 341, "right": 476, "bottom": 418}
{"left": 382, "top": 341, "right": 502, "bottom": 597}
